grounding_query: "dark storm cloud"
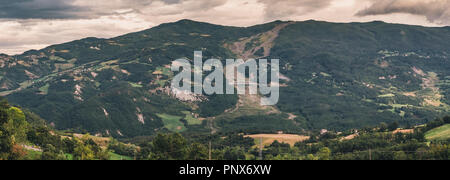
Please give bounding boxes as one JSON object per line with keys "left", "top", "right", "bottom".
{"left": 0, "top": 0, "right": 222, "bottom": 19}
{"left": 0, "top": 0, "right": 339, "bottom": 21}
{"left": 356, "top": 0, "right": 450, "bottom": 24}
{"left": 0, "top": 0, "right": 88, "bottom": 19}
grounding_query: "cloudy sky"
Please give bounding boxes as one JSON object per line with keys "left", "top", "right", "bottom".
{"left": 1, "top": 0, "right": 449, "bottom": 55}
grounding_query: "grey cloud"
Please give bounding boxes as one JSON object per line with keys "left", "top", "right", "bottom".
{"left": 356, "top": 0, "right": 450, "bottom": 25}
{"left": 258, "top": 0, "right": 333, "bottom": 20}
{"left": 0, "top": 0, "right": 88, "bottom": 19}
{"left": 0, "top": 0, "right": 225, "bottom": 19}
{"left": 161, "top": 0, "right": 181, "bottom": 4}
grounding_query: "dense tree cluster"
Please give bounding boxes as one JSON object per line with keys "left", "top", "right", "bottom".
{"left": 0, "top": 98, "right": 29, "bottom": 160}
{"left": 1, "top": 95, "right": 448, "bottom": 160}
{"left": 135, "top": 117, "right": 449, "bottom": 160}
{"left": 0, "top": 98, "right": 112, "bottom": 160}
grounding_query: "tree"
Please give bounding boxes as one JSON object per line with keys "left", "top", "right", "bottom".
{"left": 9, "top": 144, "right": 27, "bottom": 160}
{"left": 305, "top": 154, "right": 318, "bottom": 160}
{"left": 388, "top": 121, "right": 399, "bottom": 131}
{"left": 187, "top": 143, "right": 208, "bottom": 160}
{"left": 269, "top": 154, "right": 295, "bottom": 160}
{"left": 0, "top": 98, "right": 9, "bottom": 124}
{"left": 223, "top": 146, "right": 246, "bottom": 160}
{"left": 41, "top": 144, "right": 67, "bottom": 160}
{"left": 63, "top": 138, "right": 76, "bottom": 154}
{"left": 426, "top": 119, "right": 444, "bottom": 130}
{"left": 443, "top": 116, "right": 450, "bottom": 124}
{"left": 265, "top": 141, "right": 291, "bottom": 157}
{"left": 0, "top": 99, "right": 29, "bottom": 160}
{"left": 379, "top": 122, "right": 388, "bottom": 132}
{"left": 394, "top": 151, "right": 407, "bottom": 160}
{"left": 0, "top": 98, "right": 12, "bottom": 159}
{"left": 73, "top": 138, "right": 95, "bottom": 160}
{"left": 317, "top": 147, "right": 331, "bottom": 160}
{"left": 108, "top": 139, "right": 138, "bottom": 157}
{"left": 150, "top": 133, "right": 188, "bottom": 160}
{"left": 4, "top": 107, "right": 29, "bottom": 143}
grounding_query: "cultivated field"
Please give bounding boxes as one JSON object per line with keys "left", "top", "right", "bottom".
{"left": 156, "top": 113, "right": 186, "bottom": 132}
{"left": 425, "top": 124, "right": 450, "bottom": 141}
{"left": 245, "top": 134, "right": 310, "bottom": 147}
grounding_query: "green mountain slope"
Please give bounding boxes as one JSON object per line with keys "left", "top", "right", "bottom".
{"left": 1, "top": 20, "right": 449, "bottom": 137}
{"left": 426, "top": 124, "right": 450, "bottom": 141}
{"left": 271, "top": 21, "right": 450, "bottom": 130}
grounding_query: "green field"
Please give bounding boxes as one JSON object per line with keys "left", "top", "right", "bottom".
{"left": 108, "top": 152, "right": 133, "bottom": 160}
{"left": 24, "top": 150, "right": 73, "bottom": 160}
{"left": 426, "top": 124, "right": 450, "bottom": 141}
{"left": 49, "top": 55, "right": 66, "bottom": 61}
{"left": 156, "top": 113, "right": 186, "bottom": 132}
{"left": 129, "top": 82, "right": 143, "bottom": 88}
{"left": 181, "top": 111, "right": 202, "bottom": 125}
{"left": 378, "top": 93, "right": 395, "bottom": 98}
{"left": 24, "top": 150, "right": 43, "bottom": 160}
{"left": 39, "top": 83, "right": 50, "bottom": 95}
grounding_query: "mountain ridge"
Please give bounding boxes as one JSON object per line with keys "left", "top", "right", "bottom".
{"left": 1, "top": 19, "right": 449, "bottom": 137}
{"left": 4, "top": 19, "right": 450, "bottom": 56}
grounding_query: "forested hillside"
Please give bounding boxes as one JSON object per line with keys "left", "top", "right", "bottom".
{"left": 272, "top": 21, "right": 450, "bottom": 130}
{"left": 0, "top": 97, "right": 120, "bottom": 160}
{"left": 1, "top": 20, "right": 449, "bottom": 137}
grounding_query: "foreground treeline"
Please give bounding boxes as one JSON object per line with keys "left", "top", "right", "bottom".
{"left": 133, "top": 133, "right": 255, "bottom": 160}
{"left": 281, "top": 117, "right": 449, "bottom": 160}
{"left": 0, "top": 98, "right": 113, "bottom": 160}
{"left": 130, "top": 118, "right": 450, "bottom": 160}
{"left": 1, "top": 96, "right": 448, "bottom": 160}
